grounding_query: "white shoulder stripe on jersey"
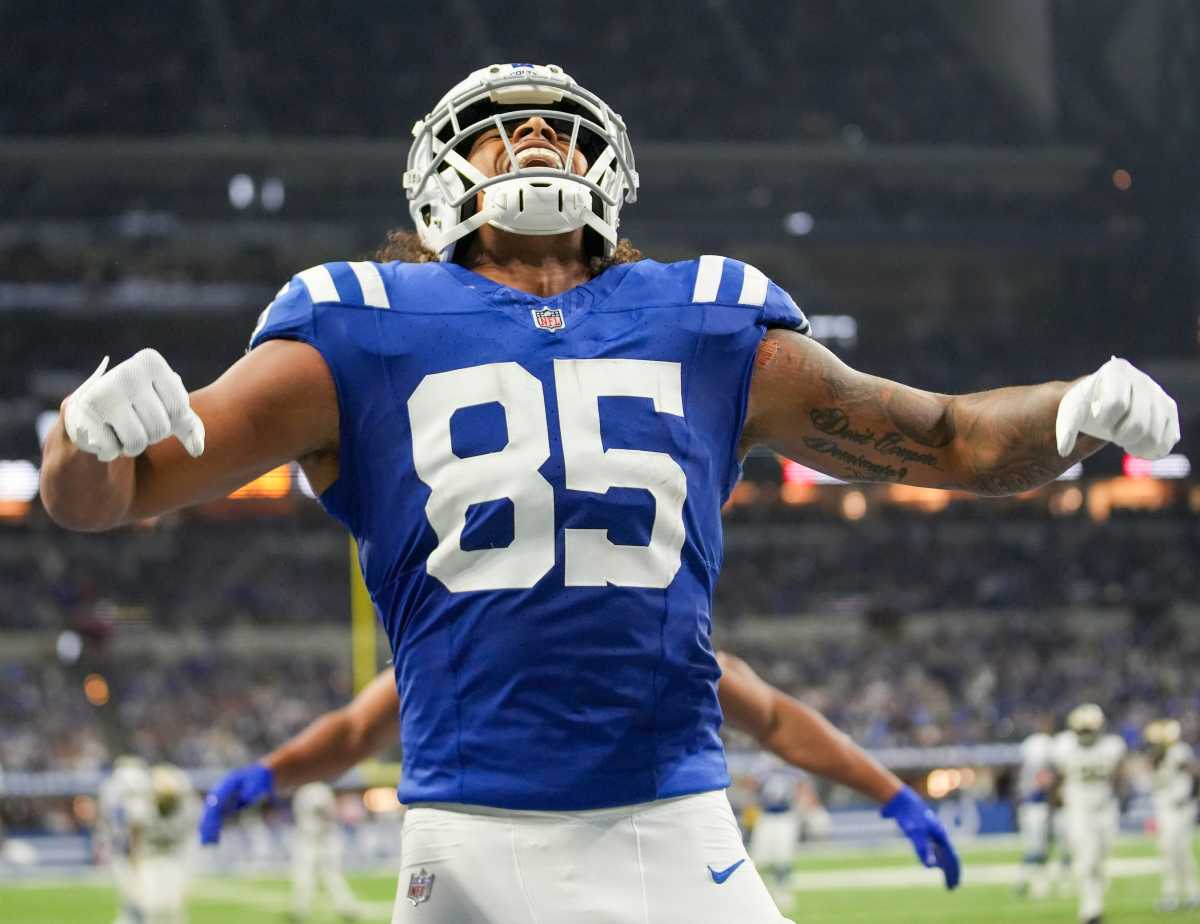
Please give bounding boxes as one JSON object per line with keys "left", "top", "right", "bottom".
{"left": 296, "top": 265, "right": 340, "bottom": 304}
{"left": 738, "top": 264, "right": 769, "bottom": 307}
{"left": 691, "top": 254, "right": 724, "bottom": 303}
{"left": 348, "top": 261, "right": 390, "bottom": 309}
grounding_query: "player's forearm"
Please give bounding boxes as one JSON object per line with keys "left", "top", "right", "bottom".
{"left": 262, "top": 708, "right": 373, "bottom": 789}
{"left": 942, "top": 381, "right": 1105, "bottom": 496}
{"left": 39, "top": 408, "right": 136, "bottom": 531}
{"left": 765, "top": 698, "right": 902, "bottom": 804}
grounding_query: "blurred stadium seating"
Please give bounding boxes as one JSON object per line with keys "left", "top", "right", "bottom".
{"left": 2, "top": 0, "right": 1198, "bottom": 872}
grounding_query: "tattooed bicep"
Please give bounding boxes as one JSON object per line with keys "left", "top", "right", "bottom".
{"left": 741, "top": 329, "right": 961, "bottom": 486}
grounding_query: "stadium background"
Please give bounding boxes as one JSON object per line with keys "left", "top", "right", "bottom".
{"left": 1, "top": 1, "right": 1198, "bottom": 921}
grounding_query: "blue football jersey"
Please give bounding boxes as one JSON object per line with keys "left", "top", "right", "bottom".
{"left": 250, "top": 255, "right": 808, "bottom": 810}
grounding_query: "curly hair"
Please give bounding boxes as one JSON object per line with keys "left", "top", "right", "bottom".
{"left": 372, "top": 229, "right": 643, "bottom": 279}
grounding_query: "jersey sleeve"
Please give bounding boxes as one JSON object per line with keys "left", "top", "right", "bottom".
{"left": 761, "top": 276, "right": 810, "bottom": 335}
{"left": 247, "top": 275, "right": 318, "bottom": 351}
{"left": 685, "top": 256, "right": 810, "bottom": 334}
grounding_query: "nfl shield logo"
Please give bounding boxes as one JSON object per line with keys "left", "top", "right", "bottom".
{"left": 531, "top": 306, "right": 565, "bottom": 332}
{"left": 407, "top": 868, "right": 435, "bottom": 906}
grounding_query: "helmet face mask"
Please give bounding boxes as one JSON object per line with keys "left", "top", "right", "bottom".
{"left": 404, "top": 64, "right": 639, "bottom": 262}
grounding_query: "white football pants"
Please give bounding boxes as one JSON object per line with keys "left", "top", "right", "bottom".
{"left": 125, "top": 855, "right": 188, "bottom": 924}
{"left": 750, "top": 811, "right": 799, "bottom": 873}
{"left": 291, "top": 829, "right": 360, "bottom": 918}
{"left": 391, "top": 790, "right": 791, "bottom": 923}
{"left": 1065, "top": 805, "right": 1115, "bottom": 921}
{"left": 1015, "top": 802, "right": 1051, "bottom": 895}
{"left": 1156, "top": 802, "right": 1199, "bottom": 904}
{"left": 110, "top": 856, "right": 141, "bottom": 924}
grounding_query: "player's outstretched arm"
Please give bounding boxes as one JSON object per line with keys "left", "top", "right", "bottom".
{"left": 198, "top": 670, "right": 398, "bottom": 844}
{"left": 717, "top": 652, "right": 960, "bottom": 889}
{"left": 40, "top": 340, "right": 338, "bottom": 531}
{"left": 717, "top": 651, "right": 901, "bottom": 803}
{"left": 740, "top": 329, "right": 1180, "bottom": 496}
{"left": 263, "top": 669, "right": 399, "bottom": 789}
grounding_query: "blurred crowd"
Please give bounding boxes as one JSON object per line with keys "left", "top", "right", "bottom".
{"left": 0, "top": 653, "right": 357, "bottom": 774}
{"left": 2, "top": 602, "right": 1193, "bottom": 779}
{"left": 2, "top": 507, "right": 1197, "bottom": 778}
{"left": 3, "top": 1, "right": 1028, "bottom": 145}
{"left": 728, "top": 609, "right": 1197, "bottom": 752}
{"left": 5, "top": 507, "right": 1194, "bottom": 631}
{"left": 715, "top": 507, "right": 1200, "bottom": 618}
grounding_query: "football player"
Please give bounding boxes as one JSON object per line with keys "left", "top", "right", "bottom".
{"left": 96, "top": 756, "right": 154, "bottom": 924}
{"left": 748, "top": 766, "right": 803, "bottom": 900}
{"left": 289, "top": 781, "right": 362, "bottom": 921}
{"left": 42, "top": 62, "right": 1178, "bottom": 923}
{"left": 200, "top": 653, "right": 957, "bottom": 914}
{"left": 1144, "top": 719, "right": 1199, "bottom": 911}
{"left": 1014, "top": 720, "right": 1055, "bottom": 898}
{"left": 134, "top": 763, "right": 200, "bottom": 924}
{"left": 1051, "top": 704, "right": 1127, "bottom": 924}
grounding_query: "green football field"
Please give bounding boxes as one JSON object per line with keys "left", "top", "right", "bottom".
{"left": 2, "top": 837, "right": 1192, "bottom": 924}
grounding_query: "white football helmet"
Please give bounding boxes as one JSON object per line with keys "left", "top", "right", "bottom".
{"left": 1144, "top": 718, "right": 1181, "bottom": 750}
{"left": 1067, "top": 702, "right": 1105, "bottom": 743}
{"left": 404, "top": 63, "right": 638, "bottom": 261}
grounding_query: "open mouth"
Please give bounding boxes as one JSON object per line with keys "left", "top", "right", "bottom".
{"left": 507, "top": 145, "right": 565, "bottom": 171}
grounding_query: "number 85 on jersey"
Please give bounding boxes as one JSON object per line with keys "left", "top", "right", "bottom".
{"left": 408, "top": 358, "right": 687, "bottom": 593}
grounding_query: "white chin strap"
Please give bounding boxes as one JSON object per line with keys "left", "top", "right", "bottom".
{"left": 479, "top": 177, "right": 600, "bottom": 238}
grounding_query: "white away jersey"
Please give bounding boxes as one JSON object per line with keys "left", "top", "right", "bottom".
{"left": 1151, "top": 741, "right": 1196, "bottom": 811}
{"left": 1052, "top": 731, "right": 1125, "bottom": 812}
{"left": 97, "top": 766, "right": 153, "bottom": 856}
{"left": 142, "top": 787, "right": 199, "bottom": 856}
{"left": 293, "top": 782, "right": 338, "bottom": 836}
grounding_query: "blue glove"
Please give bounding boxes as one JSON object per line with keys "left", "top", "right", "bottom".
{"left": 881, "top": 786, "right": 961, "bottom": 890}
{"left": 198, "top": 763, "right": 274, "bottom": 845}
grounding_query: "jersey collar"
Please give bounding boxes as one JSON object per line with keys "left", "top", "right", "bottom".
{"left": 439, "top": 261, "right": 636, "bottom": 315}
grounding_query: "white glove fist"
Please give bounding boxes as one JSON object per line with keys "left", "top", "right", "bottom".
{"left": 64, "top": 349, "right": 205, "bottom": 463}
{"left": 1056, "top": 356, "right": 1180, "bottom": 460}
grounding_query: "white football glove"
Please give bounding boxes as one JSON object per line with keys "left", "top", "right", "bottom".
{"left": 64, "top": 349, "right": 205, "bottom": 463}
{"left": 1056, "top": 356, "right": 1180, "bottom": 460}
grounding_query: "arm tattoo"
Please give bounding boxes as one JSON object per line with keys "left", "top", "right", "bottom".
{"left": 747, "top": 330, "right": 1102, "bottom": 496}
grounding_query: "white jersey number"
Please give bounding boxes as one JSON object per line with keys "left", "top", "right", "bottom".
{"left": 408, "top": 359, "right": 686, "bottom": 592}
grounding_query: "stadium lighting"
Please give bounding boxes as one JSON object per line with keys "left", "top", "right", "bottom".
{"left": 808, "top": 314, "right": 858, "bottom": 347}
{"left": 83, "top": 673, "right": 110, "bottom": 706}
{"left": 1122, "top": 453, "right": 1191, "bottom": 480}
{"left": 56, "top": 630, "right": 83, "bottom": 665}
{"left": 228, "top": 464, "right": 292, "bottom": 499}
{"left": 841, "top": 490, "right": 867, "bottom": 521}
{"left": 780, "top": 458, "right": 845, "bottom": 485}
{"left": 783, "top": 211, "right": 815, "bottom": 236}
{"left": 228, "top": 174, "right": 255, "bottom": 210}
{"left": 0, "top": 460, "right": 39, "bottom": 501}
{"left": 261, "top": 176, "right": 286, "bottom": 212}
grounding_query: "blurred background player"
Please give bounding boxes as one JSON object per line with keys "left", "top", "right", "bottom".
{"left": 289, "top": 781, "right": 361, "bottom": 921}
{"left": 200, "top": 656, "right": 959, "bottom": 905}
{"left": 96, "top": 756, "right": 154, "bottom": 924}
{"left": 135, "top": 763, "right": 200, "bottom": 924}
{"left": 750, "top": 765, "right": 804, "bottom": 901}
{"left": 1052, "top": 703, "right": 1127, "bottom": 924}
{"left": 1014, "top": 719, "right": 1056, "bottom": 898}
{"left": 1144, "top": 719, "right": 1199, "bottom": 912}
